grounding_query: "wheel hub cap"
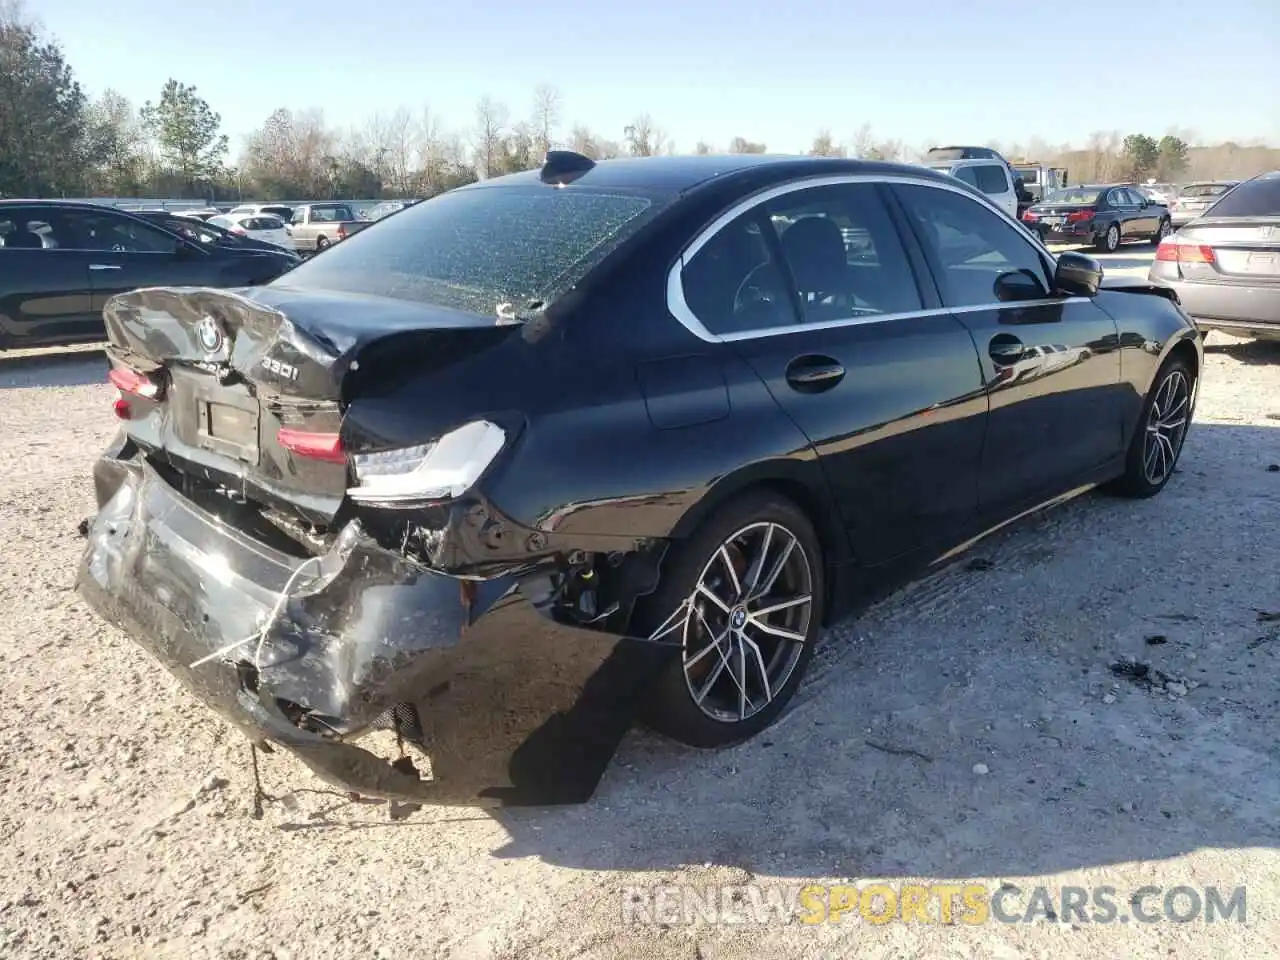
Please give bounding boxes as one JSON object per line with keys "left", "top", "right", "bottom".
{"left": 729, "top": 606, "right": 747, "bottom": 629}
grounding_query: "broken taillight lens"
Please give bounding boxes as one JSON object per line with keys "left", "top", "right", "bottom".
{"left": 347, "top": 420, "right": 506, "bottom": 505}
{"left": 276, "top": 428, "right": 346, "bottom": 463}
{"left": 108, "top": 366, "right": 160, "bottom": 399}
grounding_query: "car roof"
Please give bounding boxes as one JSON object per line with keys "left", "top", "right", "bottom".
{"left": 465, "top": 154, "right": 964, "bottom": 199}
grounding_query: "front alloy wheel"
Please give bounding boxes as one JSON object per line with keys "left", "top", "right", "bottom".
{"left": 1142, "top": 367, "right": 1191, "bottom": 485}
{"left": 1098, "top": 223, "right": 1120, "bottom": 253}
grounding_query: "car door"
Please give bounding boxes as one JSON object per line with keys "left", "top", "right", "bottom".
{"left": 679, "top": 179, "right": 989, "bottom": 565}
{"left": 53, "top": 207, "right": 217, "bottom": 312}
{"left": 1126, "top": 188, "right": 1159, "bottom": 234}
{"left": 0, "top": 205, "right": 98, "bottom": 349}
{"left": 1107, "top": 188, "right": 1141, "bottom": 240}
{"left": 888, "top": 180, "right": 1124, "bottom": 516}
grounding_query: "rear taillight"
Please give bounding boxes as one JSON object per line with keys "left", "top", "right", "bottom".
{"left": 1065, "top": 209, "right": 1095, "bottom": 223}
{"left": 1022, "top": 210, "right": 1039, "bottom": 221}
{"left": 276, "top": 428, "right": 346, "bottom": 463}
{"left": 108, "top": 366, "right": 161, "bottom": 419}
{"left": 1155, "top": 240, "right": 1216, "bottom": 264}
{"left": 336, "top": 224, "right": 347, "bottom": 240}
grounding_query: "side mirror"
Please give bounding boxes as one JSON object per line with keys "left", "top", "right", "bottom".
{"left": 1054, "top": 251, "right": 1103, "bottom": 297}
{"left": 994, "top": 268, "right": 1048, "bottom": 302}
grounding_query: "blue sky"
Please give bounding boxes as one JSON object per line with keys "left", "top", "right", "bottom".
{"left": 33, "top": 0, "right": 1280, "bottom": 156}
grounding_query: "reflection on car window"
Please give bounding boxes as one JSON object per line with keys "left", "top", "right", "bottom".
{"left": 766, "top": 183, "right": 923, "bottom": 321}
{"left": 682, "top": 213, "right": 796, "bottom": 335}
{"left": 55, "top": 211, "right": 179, "bottom": 253}
{"left": 895, "top": 183, "right": 1050, "bottom": 308}
{"left": 974, "top": 164, "right": 1009, "bottom": 195}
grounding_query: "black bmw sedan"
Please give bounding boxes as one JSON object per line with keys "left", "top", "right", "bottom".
{"left": 76, "top": 152, "right": 1202, "bottom": 807}
{"left": 0, "top": 201, "right": 297, "bottom": 350}
{"left": 1022, "top": 184, "right": 1171, "bottom": 252}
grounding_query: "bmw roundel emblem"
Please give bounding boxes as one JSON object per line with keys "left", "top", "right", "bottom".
{"left": 196, "top": 316, "right": 223, "bottom": 354}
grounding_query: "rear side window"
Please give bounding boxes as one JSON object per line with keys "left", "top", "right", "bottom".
{"left": 951, "top": 166, "right": 980, "bottom": 189}
{"left": 1199, "top": 178, "right": 1280, "bottom": 217}
{"left": 275, "top": 185, "right": 659, "bottom": 317}
{"left": 973, "top": 164, "right": 1009, "bottom": 195}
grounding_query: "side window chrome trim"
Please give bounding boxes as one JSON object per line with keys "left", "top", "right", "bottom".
{"left": 667, "top": 172, "right": 1062, "bottom": 344}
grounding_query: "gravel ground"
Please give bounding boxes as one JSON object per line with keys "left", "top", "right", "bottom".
{"left": 2, "top": 253, "right": 1279, "bottom": 959}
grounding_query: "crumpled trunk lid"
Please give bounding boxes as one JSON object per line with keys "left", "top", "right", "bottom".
{"left": 104, "top": 285, "right": 516, "bottom": 525}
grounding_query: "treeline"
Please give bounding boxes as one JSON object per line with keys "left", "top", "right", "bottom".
{"left": 3, "top": 3, "right": 1277, "bottom": 203}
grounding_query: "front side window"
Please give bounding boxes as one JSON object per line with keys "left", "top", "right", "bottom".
{"left": 894, "top": 183, "right": 1051, "bottom": 308}
{"left": 277, "top": 184, "right": 660, "bottom": 317}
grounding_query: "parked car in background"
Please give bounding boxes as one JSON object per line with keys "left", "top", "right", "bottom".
{"left": 288, "top": 202, "right": 370, "bottom": 253}
{"left": 924, "top": 157, "right": 1019, "bottom": 218}
{"left": 924, "top": 145, "right": 1035, "bottom": 214}
{"left": 134, "top": 211, "right": 301, "bottom": 266}
{"left": 362, "top": 199, "right": 420, "bottom": 221}
{"left": 1149, "top": 170, "right": 1280, "bottom": 341}
{"left": 173, "top": 208, "right": 223, "bottom": 221}
{"left": 1137, "top": 182, "right": 1176, "bottom": 206}
{"left": 76, "top": 152, "right": 1201, "bottom": 806}
{"left": 228, "top": 203, "right": 295, "bottom": 224}
{"left": 209, "top": 212, "right": 294, "bottom": 250}
{"left": 1010, "top": 161, "right": 1069, "bottom": 204}
{"left": 1169, "top": 180, "right": 1241, "bottom": 228}
{"left": 0, "top": 200, "right": 296, "bottom": 350}
{"left": 1022, "top": 184, "right": 1171, "bottom": 252}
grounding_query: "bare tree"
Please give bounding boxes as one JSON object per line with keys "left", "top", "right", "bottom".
{"left": 623, "top": 113, "right": 666, "bottom": 157}
{"left": 727, "top": 136, "right": 766, "bottom": 154}
{"left": 851, "top": 123, "right": 875, "bottom": 159}
{"left": 531, "top": 83, "right": 561, "bottom": 159}
{"left": 808, "top": 129, "right": 846, "bottom": 158}
{"left": 473, "top": 95, "right": 509, "bottom": 178}
{"left": 413, "top": 105, "right": 442, "bottom": 194}
{"left": 694, "top": 140, "right": 713, "bottom": 155}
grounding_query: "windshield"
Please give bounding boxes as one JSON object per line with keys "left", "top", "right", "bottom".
{"left": 274, "top": 185, "right": 659, "bottom": 316}
{"left": 1179, "top": 182, "right": 1235, "bottom": 199}
{"left": 1042, "top": 187, "right": 1102, "bottom": 205}
{"left": 1197, "top": 178, "right": 1280, "bottom": 217}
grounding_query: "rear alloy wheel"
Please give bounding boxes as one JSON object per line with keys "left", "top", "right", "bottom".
{"left": 1110, "top": 355, "right": 1194, "bottom": 498}
{"left": 638, "top": 493, "right": 824, "bottom": 748}
{"left": 1151, "top": 218, "right": 1171, "bottom": 244}
{"left": 1096, "top": 222, "right": 1120, "bottom": 253}
{"left": 316, "top": 236, "right": 330, "bottom": 251}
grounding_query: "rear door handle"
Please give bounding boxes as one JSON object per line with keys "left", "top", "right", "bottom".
{"left": 785, "top": 355, "right": 845, "bottom": 392}
{"left": 88, "top": 264, "right": 122, "bottom": 271}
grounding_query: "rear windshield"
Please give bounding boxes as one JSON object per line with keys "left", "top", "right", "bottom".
{"left": 1179, "top": 182, "right": 1235, "bottom": 198}
{"left": 1198, "top": 178, "right": 1280, "bottom": 217}
{"left": 1014, "top": 168, "right": 1040, "bottom": 184}
{"left": 248, "top": 216, "right": 284, "bottom": 230}
{"left": 1043, "top": 187, "right": 1102, "bottom": 205}
{"left": 274, "top": 185, "right": 658, "bottom": 317}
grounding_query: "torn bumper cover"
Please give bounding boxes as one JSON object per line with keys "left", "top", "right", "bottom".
{"left": 76, "top": 451, "right": 673, "bottom": 806}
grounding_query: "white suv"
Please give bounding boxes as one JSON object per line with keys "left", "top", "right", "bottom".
{"left": 925, "top": 158, "right": 1018, "bottom": 219}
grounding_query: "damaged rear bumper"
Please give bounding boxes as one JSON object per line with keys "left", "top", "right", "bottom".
{"left": 75, "top": 446, "right": 673, "bottom": 806}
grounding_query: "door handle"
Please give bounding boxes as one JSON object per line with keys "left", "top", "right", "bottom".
{"left": 88, "top": 264, "right": 122, "bottom": 271}
{"left": 989, "top": 334, "right": 1026, "bottom": 366}
{"left": 785, "top": 355, "right": 845, "bottom": 392}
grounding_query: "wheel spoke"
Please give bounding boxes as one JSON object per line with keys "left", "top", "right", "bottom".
{"left": 733, "top": 639, "right": 749, "bottom": 720}
{"left": 753, "top": 534, "right": 796, "bottom": 599}
{"left": 745, "top": 524, "right": 774, "bottom": 595}
{"left": 717, "top": 546, "right": 743, "bottom": 600}
{"left": 1160, "top": 416, "right": 1186, "bottom": 432}
{"left": 696, "top": 582, "right": 730, "bottom": 614}
{"left": 684, "top": 629, "right": 727, "bottom": 670}
{"left": 746, "top": 615, "right": 806, "bottom": 643}
{"left": 751, "top": 594, "right": 812, "bottom": 618}
{"left": 1163, "top": 392, "right": 1188, "bottom": 420}
{"left": 695, "top": 655, "right": 728, "bottom": 704}
{"left": 741, "top": 633, "right": 773, "bottom": 704}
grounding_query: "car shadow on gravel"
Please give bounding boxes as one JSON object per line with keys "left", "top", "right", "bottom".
{"left": 481, "top": 421, "right": 1280, "bottom": 882}
{"left": 0, "top": 349, "right": 108, "bottom": 390}
{"left": 1204, "top": 338, "right": 1280, "bottom": 367}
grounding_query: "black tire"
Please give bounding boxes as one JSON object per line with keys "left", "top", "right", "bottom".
{"left": 1109, "top": 353, "right": 1195, "bottom": 498}
{"left": 1094, "top": 221, "right": 1121, "bottom": 253}
{"left": 1150, "top": 218, "right": 1171, "bottom": 245}
{"left": 635, "top": 491, "right": 826, "bottom": 748}
{"left": 316, "top": 236, "right": 330, "bottom": 251}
